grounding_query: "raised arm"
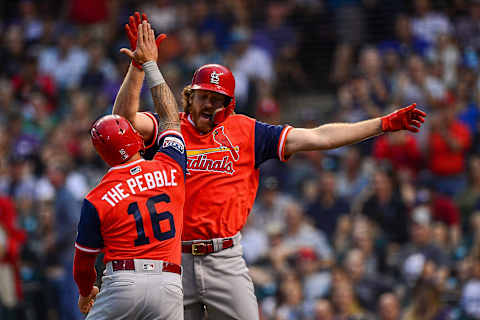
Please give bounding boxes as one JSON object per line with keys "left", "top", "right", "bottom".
{"left": 121, "top": 21, "right": 180, "bottom": 133}
{"left": 114, "top": 12, "right": 174, "bottom": 141}
{"left": 113, "top": 12, "right": 148, "bottom": 136}
{"left": 285, "top": 103, "right": 426, "bottom": 156}
{"left": 112, "top": 64, "right": 145, "bottom": 127}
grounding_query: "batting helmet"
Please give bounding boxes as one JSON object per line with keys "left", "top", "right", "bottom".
{"left": 90, "top": 115, "right": 144, "bottom": 167}
{"left": 191, "top": 64, "right": 235, "bottom": 99}
{"left": 191, "top": 64, "right": 236, "bottom": 124}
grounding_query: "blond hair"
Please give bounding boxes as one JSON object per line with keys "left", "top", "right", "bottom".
{"left": 181, "top": 85, "right": 193, "bottom": 114}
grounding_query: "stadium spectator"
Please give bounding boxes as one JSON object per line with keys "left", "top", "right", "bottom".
{"left": 336, "top": 147, "right": 370, "bottom": 202}
{"left": 38, "top": 28, "right": 88, "bottom": 90}
{"left": 0, "top": 195, "right": 26, "bottom": 320}
{"left": 411, "top": 0, "right": 452, "bottom": 46}
{"left": 331, "top": 275, "right": 370, "bottom": 320}
{"left": 395, "top": 206, "right": 450, "bottom": 288}
{"left": 373, "top": 130, "right": 423, "bottom": 178}
{"left": 358, "top": 47, "right": 390, "bottom": 108}
{"left": 393, "top": 55, "right": 446, "bottom": 111}
{"left": 460, "top": 256, "right": 480, "bottom": 320}
{"left": 227, "top": 26, "right": 273, "bottom": 115}
{"left": 456, "top": 155, "right": 480, "bottom": 232}
{"left": 343, "top": 248, "right": 394, "bottom": 312}
{"left": 377, "top": 293, "right": 401, "bottom": 320}
{"left": 296, "top": 247, "right": 331, "bottom": 308}
{"left": 269, "top": 201, "right": 333, "bottom": 275}
{"left": 313, "top": 299, "right": 335, "bottom": 320}
{"left": 428, "top": 106, "right": 471, "bottom": 196}
{"left": 305, "top": 171, "right": 350, "bottom": 240}
{"left": 0, "top": 25, "right": 27, "bottom": 78}
{"left": 249, "top": 176, "right": 292, "bottom": 232}
{"left": 378, "top": 14, "right": 430, "bottom": 58}
{"left": 45, "top": 163, "right": 83, "bottom": 320}
{"left": 357, "top": 166, "right": 409, "bottom": 244}
{"left": 455, "top": 0, "right": 480, "bottom": 51}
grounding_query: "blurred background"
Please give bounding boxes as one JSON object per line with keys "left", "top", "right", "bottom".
{"left": 0, "top": 0, "right": 479, "bottom": 319}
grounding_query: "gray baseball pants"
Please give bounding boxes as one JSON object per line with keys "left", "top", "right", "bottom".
{"left": 86, "top": 260, "right": 183, "bottom": 320}
{"left": 182, "top": 233, "right": 259, "bottom": 320}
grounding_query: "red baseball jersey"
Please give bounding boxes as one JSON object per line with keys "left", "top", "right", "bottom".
{"left": 180, "top": 113, "right": 291, "bottom": 240}
{"left": 75, "top": 129, "right": 187, "bottom": 265}
{"left": 143, "top": 112, "right": 291, "bottom": 240}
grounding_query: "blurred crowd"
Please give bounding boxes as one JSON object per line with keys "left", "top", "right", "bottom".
{"left": 0, "top": 0, "right": 480, "bottom": 319}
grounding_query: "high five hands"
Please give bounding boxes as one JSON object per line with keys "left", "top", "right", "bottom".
{"left": 123, "top": 12, "right": 166, "bottom": 69}
{"left": 121, "top": 20, "right": 159, "bottom": 66}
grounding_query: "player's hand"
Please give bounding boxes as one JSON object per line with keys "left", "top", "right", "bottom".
{"left": 381, "top": 103, "right": 426, "bottom": 133}
{"left": 121, "top": 21, "right": 159, "bottom": 65}
{"left": 78, "top": 286, "right": 99, "bottom": 315}
{"left": 125, "top": 12, "right": 167, "bottom": 70}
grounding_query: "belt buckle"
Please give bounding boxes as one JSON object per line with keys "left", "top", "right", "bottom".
{"left": 191, "top": 243, "right": 206, "bottom": 256}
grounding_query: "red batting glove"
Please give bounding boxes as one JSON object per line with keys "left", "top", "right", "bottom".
{"left": 125, "top": 12, "right": 167, "bottom": 70}
{"left": 381, "top": 103, "right": 426, "bottom": 133}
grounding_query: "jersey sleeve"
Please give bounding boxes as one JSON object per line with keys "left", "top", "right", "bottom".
{"left": 75, "top": 199, "right": 104, "bottom": 253}
{"left": 156, "top": 130, "right": 187, "bottom": 174}
{"left": 142, "top": 112, "right": 159, "bottom": 149}
{"left": 254, "top": 121, "right": 293, "bottom": 168}
{"left": 142, "top": 112, "right": 161, "bottom": 160}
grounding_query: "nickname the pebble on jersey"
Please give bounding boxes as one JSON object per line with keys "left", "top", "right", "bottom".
{"left": 187, "top": 126, "right": 240, "bottom": 175}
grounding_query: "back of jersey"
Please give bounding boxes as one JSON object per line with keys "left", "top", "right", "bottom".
{"left": 76, "top": 131, "right": 186, "bottom": 265}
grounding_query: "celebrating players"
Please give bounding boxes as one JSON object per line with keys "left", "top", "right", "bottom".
{"left": 114, "top": 13, "right": 426, "bottom": 320}
{"left": 73, "top": 21, "right": 186, "bottom": 320}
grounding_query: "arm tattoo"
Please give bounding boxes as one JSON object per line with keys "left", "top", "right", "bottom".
{"left": 150, "top": 83, "right": 180, "bottom": 131}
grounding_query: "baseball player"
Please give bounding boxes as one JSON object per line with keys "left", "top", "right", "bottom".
{"left": 114, "top": 13, "right": 427, "bottom": 320}
{"left": 73, "top": 22, "right": 186, "bottom": 320}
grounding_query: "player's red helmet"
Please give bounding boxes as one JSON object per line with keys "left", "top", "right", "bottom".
{"left": 191, "top": 64, "right": 236, "bottom": 124}
{"left": 191, "top": 64, "right": 235, "bottom": 99}
{"left": 90, "top": 115, "right": 144, "bottom": 167}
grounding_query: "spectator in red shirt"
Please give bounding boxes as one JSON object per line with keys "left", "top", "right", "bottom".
{"left": 373, "top": 130, "right": 423, "bottom": 178}
{"left": 418, "top": 185, "right": 461, "bottom": 247}
{"left": 11, "top": 55, "right": 56, "bottom": 112}
{"left": 428, "top": 107, "right": 471, "bottom": 196}
{"left": 0, "top": 195, "right": 26, "bottom": 319}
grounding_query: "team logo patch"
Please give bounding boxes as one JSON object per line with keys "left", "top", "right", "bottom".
{"left": 163, "top": 136, "right": 185, "bottom": 153}
{"left": 186, "top": 126, "right": 240, "bottom": 175}
{"left": 213, "top": 127, "right": 239, "bottom": 161}
{"left": 143, "top": 263, "right": 155, "bottom": 271}
{"left": 130, "top": 166, "right": 142, "bottom": 175}
{"left": 119, "top": 148, "right": 129, "bottom": 160}
{"left": 210, "top": 71, "right": 223, "bottom": 84}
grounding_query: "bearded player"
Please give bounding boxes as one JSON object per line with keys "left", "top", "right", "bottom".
{"left": 73, "top": 21, "right": 186, "bottom": 319}
{"left": 115, "top": 12, "right": 426, "bottom": 320}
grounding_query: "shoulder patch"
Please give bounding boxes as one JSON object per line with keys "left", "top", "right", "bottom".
{"left": 130, "top": 166, "right": 142, "bottom": 175}
{"left": 162, "top": 136, "right": 185, "bottom": 154}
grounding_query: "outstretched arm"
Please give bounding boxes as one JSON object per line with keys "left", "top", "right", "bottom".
{"left": 285, "top": 118, "right": 382, "bottom": 155}
{"left": 285, "top": 103, "right": 426, "bottom": 156}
